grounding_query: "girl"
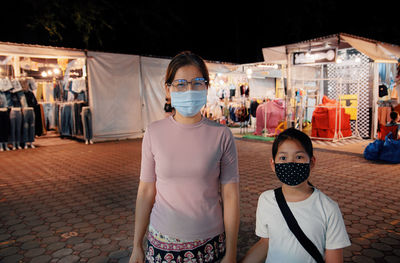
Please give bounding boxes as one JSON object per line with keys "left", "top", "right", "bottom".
{"left": 130, "top": 51, "right": 240, "bottom": 263}
{"left": 242, "top": 128, "right": 350, "bottom": 263}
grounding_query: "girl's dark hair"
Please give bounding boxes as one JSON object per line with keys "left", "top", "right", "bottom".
{"left": 165, "top": 51, "right": 209, "bottom": 85}
{"left": 272, "top": 128, "right": 313, "bottom": 160}
{"left": 390, "top": 111, "right": 398, "bottom": 121}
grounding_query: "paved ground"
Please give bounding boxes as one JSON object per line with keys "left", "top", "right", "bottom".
{"left": 0, "top": 136, "right": 399, "bottom": 263}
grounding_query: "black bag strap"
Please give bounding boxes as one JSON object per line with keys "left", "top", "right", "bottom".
{"left": 274, "top": 187, "right": 325, "bottom": 263}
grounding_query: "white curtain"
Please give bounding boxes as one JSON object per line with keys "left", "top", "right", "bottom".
{"left": 140, "top": 56, "right": 172, "bottom": 129}
{"left": 87, "top": 51, "right": 143, "bottom": 140}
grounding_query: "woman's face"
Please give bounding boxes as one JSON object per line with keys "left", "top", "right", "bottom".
{"left": 165, "top": 65, "right": 204, "bottom": 97}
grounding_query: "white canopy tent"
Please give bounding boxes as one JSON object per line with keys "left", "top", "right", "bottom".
{"left": 261, "top": 33, "right": 400, "bottom": 139}
{"left": 87, "top": 51, "right": 239, "bottom": 141}
{"left": 87, "top": 51, "right": 143, "bottom": 141}
{"left": 0, "top": 41, "right": 86, "bottom": 59}
{"left": 262, "top": 33, "right": 400, "bottom": 65}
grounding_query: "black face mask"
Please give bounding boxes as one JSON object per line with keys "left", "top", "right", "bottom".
{"left": 274, "top": 162, "right": 310, "bottom": 186}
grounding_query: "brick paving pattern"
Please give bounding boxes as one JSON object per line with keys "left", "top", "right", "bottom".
{"left": 0, "top": 137, "right": 399, "bottom": 262}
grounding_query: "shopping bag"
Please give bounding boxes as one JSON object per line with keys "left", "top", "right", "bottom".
{"left": 379, "top": 133, "right": 400, "bottom": 163}
{"left": 363, "top": 139, "right": 384, "bottom": 161}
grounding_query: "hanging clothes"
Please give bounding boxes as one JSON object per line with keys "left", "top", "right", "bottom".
{"left": 249, "top": 99, "right": 259, "bottom": 118}
{"left": 254, "top": 100, "right": 285, "bottom": 135}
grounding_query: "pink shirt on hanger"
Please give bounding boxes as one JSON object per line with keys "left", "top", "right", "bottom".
{"left": 140, "top": 116, "right": 239, "bottom": 240}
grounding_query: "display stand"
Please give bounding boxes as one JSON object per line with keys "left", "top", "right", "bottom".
{"left": 291, "top": 77, "right": 363, "bottom": 142}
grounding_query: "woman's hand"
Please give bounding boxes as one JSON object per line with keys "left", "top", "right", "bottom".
{"left": 129, "top": 245, "right": 145, "bottom": 263}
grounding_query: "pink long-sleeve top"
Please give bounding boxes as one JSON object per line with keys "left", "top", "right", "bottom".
{"left": 140, "top": 116, "right": 239, "bottom": 240}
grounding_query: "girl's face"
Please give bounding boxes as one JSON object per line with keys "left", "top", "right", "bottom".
{"left": 270, "top": 139, "right": 315, "bottom": 173}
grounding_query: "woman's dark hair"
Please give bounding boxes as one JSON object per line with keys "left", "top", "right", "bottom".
{"left": 165, "top": 51, "right": 209, "bottom": 85}
{"left": 390, "top": 111, "right": 398, "bottom": 121}
{"left": 272, "top": 128, "right": 313, "bottom": 160}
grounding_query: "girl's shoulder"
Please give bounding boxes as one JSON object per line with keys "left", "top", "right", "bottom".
{"left": 314, "top": 189, "right": 339, "bottom": 206}
{"left": 258, "top": 189, "right": 276, "bottom": 205}
{"left": 313, "top": 188, "right": 343, "bottom": 216}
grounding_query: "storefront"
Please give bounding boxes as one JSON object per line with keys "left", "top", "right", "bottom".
{"left": 203, "top": 61, "right": 284, "bottom": 137}
{"left": 262, "top": 33, "right": 400, "bottom": 140}
{"left": 0, "top": 42, "right": 92, "bottom": 151}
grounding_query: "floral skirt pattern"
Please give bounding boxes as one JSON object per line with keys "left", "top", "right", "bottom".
{"left": 145, "top": 225, "right": 225, "bottom": 263}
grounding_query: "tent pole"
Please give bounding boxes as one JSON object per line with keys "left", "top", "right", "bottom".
{"left": 372, "top": 62, "right": 379, "bottom": 139}
{"left": 287, "top": 52, "right": 293, "bottom": 128}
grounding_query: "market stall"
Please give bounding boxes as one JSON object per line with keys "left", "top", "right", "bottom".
{"left": 262, "top": 33, "right": 400, "bottom": 140}
{"left": 0, "top": 41, "right": 90, "bottom": 151}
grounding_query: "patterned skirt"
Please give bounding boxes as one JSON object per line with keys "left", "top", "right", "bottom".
{"left": 145, "top": 225, "right": 226, "bottom": 263}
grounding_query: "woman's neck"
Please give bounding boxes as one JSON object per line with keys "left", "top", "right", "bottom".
{"left": 282, "top": 182, "right": 314, "bottom": 202}
{"left": 173, "top": 111, "right": 202, "bottom": 124}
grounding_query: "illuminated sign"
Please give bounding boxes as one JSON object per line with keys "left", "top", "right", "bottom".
{"left": 293, "top": 49, "right": 337, "bottom": 65}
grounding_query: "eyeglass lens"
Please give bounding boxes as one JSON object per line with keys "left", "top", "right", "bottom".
{"left": 171, "top": 78, "right": 207, "bottom": 91}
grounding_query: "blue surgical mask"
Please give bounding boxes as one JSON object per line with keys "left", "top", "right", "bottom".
{"left": 170, "top": 90, "right": 207, "bottom": 117}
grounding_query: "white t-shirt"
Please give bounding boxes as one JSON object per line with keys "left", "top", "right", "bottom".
{"left": 256, "top": 188, "right": 351, "bottom": 263}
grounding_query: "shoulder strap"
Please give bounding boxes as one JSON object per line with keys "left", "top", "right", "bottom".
{"left": 274, "top": 187, "right": 325, "bottom": 263}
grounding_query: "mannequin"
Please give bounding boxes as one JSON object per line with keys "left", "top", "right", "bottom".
{"left": 9, "top": 81, "right": 28, "bottom": 150}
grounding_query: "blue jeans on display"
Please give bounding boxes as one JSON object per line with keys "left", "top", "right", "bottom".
{"left": 54, "top": 83, "right": 62, "bottom": 101}
{"left": 61, "top": 104, "right": 74, "bottom": 136}
{"left": 42, "top": 103, "right": 56, "bottom": 130}
{"left": 0, "top": 92, "right": 8, "bottom": 108}
{"left": 0, "top": 110, "right": 10, "bottom": 142}
{"left": 22, "top": 108, "right": 35, "bottom": 143}
{"left": 76, "top": 91, "right": 86, "bottom": 102}
{"left": 43, "top": 83, "right": 54, "bottom": 102}
{"left": 9, "top": 108, "right": 22, "bottom": 143}
{"left": 73, "top": 102, "right": 84, "bottom": 136}
{"left": 15, "top": 91, "right": 28, "bottom": 108}
{"left": 82, "top": 107, "right": 93, "bottom": 140}
{"left": 1, "top": 91, "right": 13, "bottom": 107}
{"left": 55, "top": 103, "right": 60, "bottom": 132}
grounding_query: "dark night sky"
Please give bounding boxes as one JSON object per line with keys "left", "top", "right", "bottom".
{"left": 1, "top": 0, "right": 399, "bottom": 64}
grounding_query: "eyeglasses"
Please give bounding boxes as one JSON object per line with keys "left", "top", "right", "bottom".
{"left": 168, "top": 77, "right": 208, "bottom": 92}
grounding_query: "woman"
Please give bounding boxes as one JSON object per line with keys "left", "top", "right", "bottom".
{"left": 130, "top": 51, "right": 240, "bottom": 263}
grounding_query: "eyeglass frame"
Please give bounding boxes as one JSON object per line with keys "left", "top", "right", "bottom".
{"left": 166, "top": 77, "right": 208, "bottom": 92}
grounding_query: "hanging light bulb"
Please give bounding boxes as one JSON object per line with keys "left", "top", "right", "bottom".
{"left": 41, "top": 71, "right": 48, "bottom": 77}
{"left": 53, "top": 68, "right": 61, "bottom": 75}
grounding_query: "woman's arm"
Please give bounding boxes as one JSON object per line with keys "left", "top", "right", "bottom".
{"left": 325, "top": 248, "right": 343, "bottom": 263}
{"left": 130, "top": 181, "right": 156, "bottom": 263}
{"left": 240, "top": 238, "right": 269, "bottom": 263}
{"left": 221, "top": 182, "right": 240, "bottom": 263}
